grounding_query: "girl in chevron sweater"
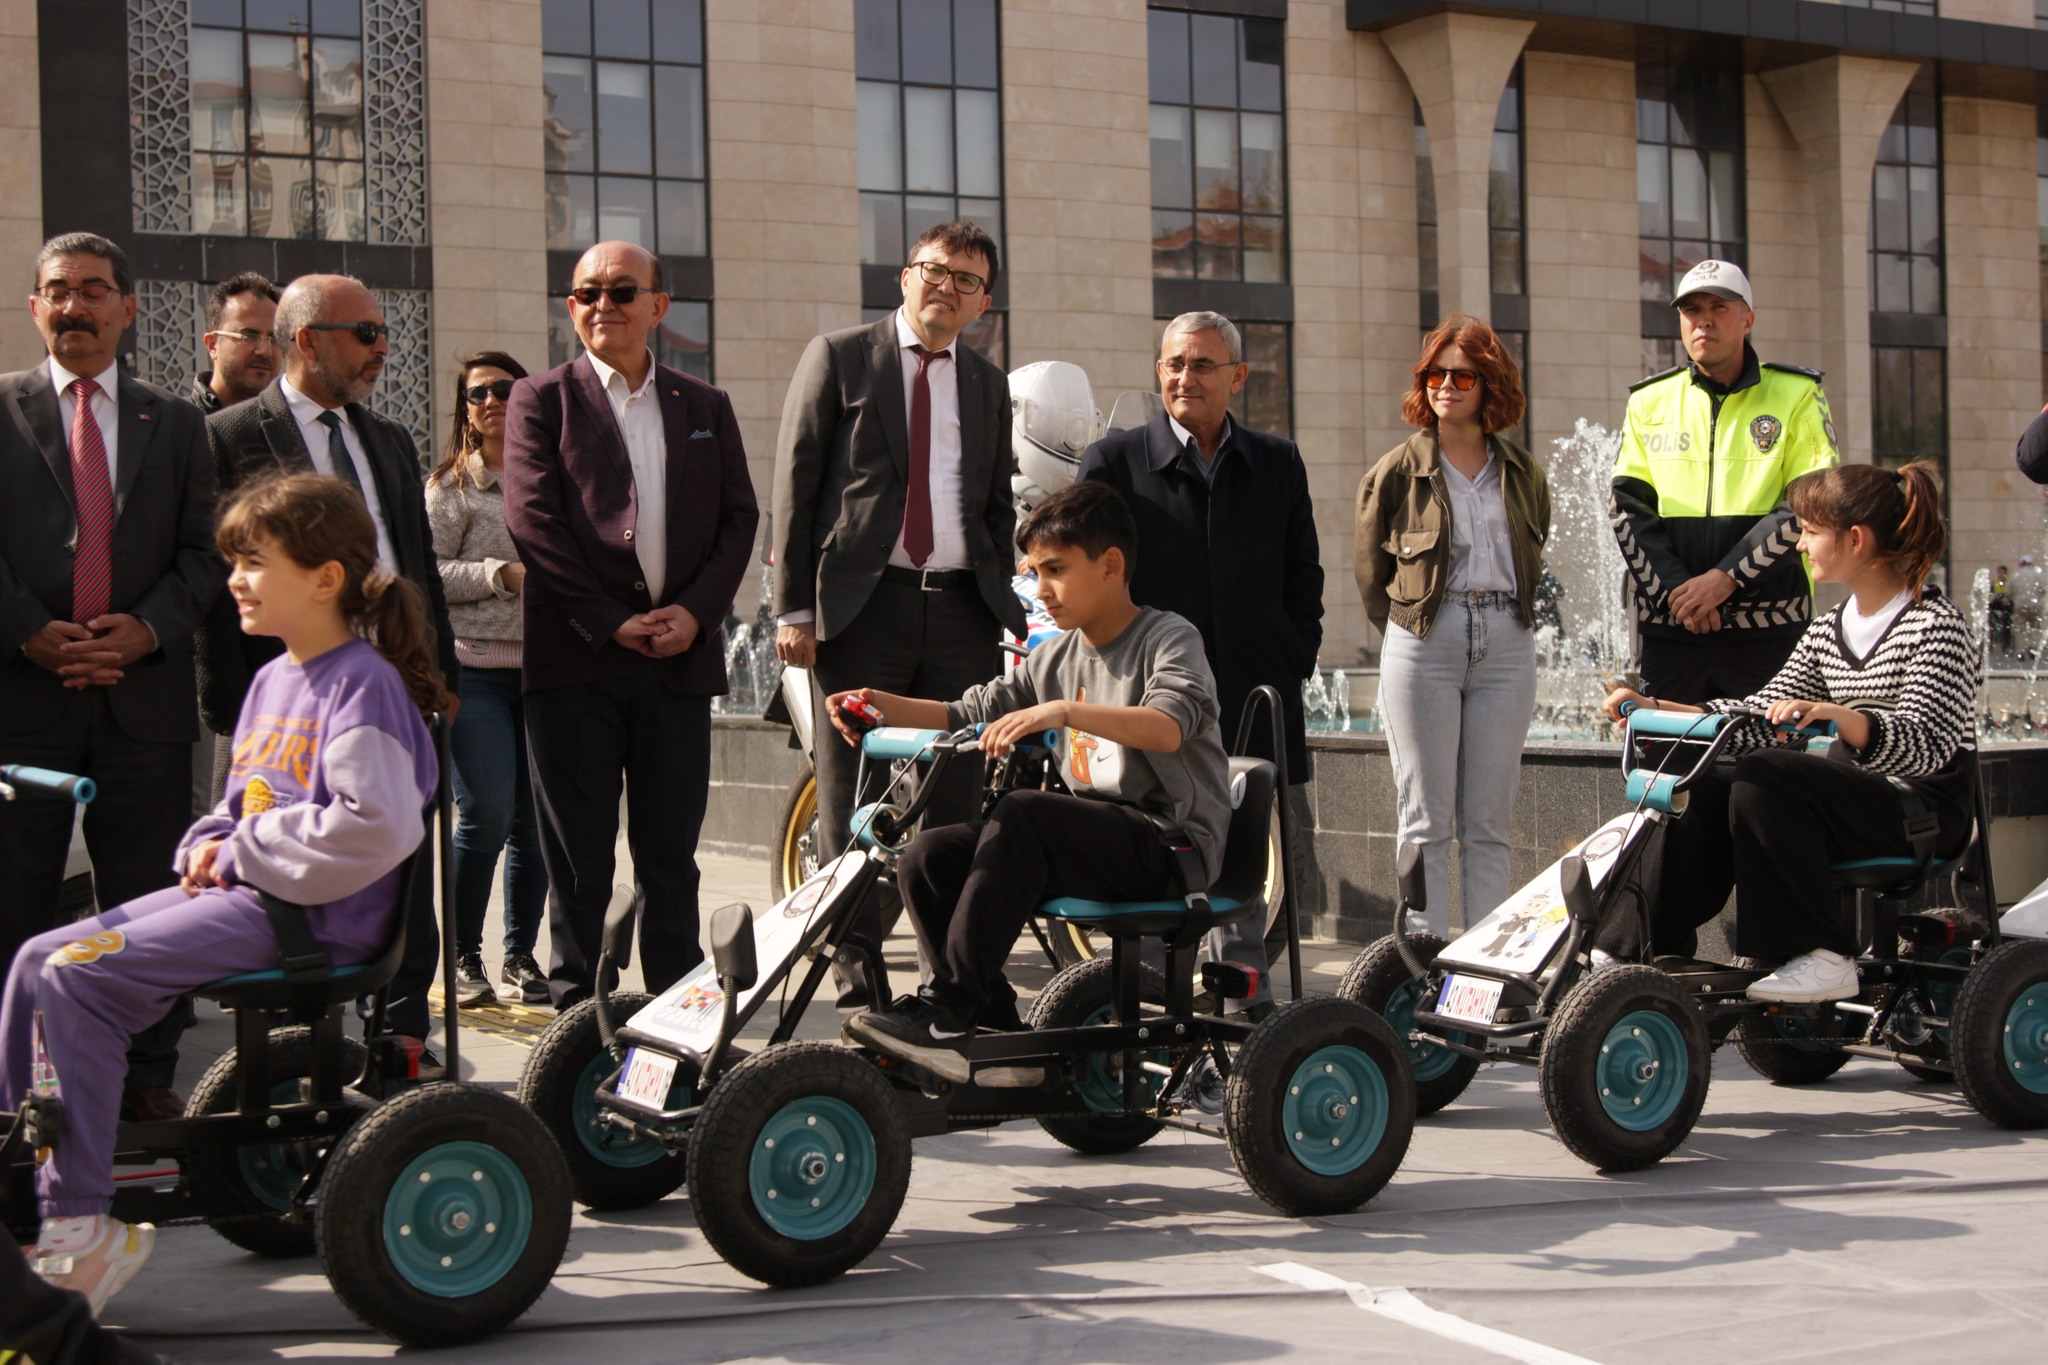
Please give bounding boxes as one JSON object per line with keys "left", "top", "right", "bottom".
{"left": 1602, "top": 460, "right": 1978, "bottom": 1004}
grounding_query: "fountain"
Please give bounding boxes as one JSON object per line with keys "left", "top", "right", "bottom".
{"left": 713, "top": 596, "right": 782, "bottom": 718}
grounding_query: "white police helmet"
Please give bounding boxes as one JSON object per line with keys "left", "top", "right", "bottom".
{"left": 1009, "top": 360, "right": 1103, "bottom": 512}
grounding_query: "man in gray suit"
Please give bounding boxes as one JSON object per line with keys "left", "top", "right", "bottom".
{"left": 198, "top": 273, "right": 458, "bottom": 1060}
{"left": 0, "top": 232, "right": 219, "bottom": 1118}
{"left": 772, "top": 220, "right": 1025, "bottom": 1014}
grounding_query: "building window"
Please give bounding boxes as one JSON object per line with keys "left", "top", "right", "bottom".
{"left": 1842, "top": 0, "right": 1937, "bottom": 14}
{"left": 1871, "top": 70, "right": 1942, "bottom": 318}
{"left": 1871, "top": 346, "right": 1945, "bottom": 472}
{"left": 1491, "top": 66, "right": 1524, "bottom": 300}
{"left": 1415, "top": 101, "right": 1436, "bottom": 316}
{"left": 1637, "top": 41, "right": 1744, "bottom": 376}
{"left": 1148, "top": 7, "right": 1285, "bottom": 284}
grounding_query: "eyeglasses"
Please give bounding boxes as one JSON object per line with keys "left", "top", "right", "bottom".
{"left": 1158, "top": 357, "right": 1233, "bottom": 377}
{"left": 305, "top": 321, "right": 390, "bottom": 345}
{"left": 569, "top": 284, "right": 652, "bottom": 308}
{"left": 33, "top": 282, "right": 118, "bottom": 306}
{"left": 207, "top": 328, "right": 278, "bottom": 349}
{"left": 909, "top": 260, "right": 987, "bottom": 295}
{"left": 1423, "top": 367, "right": 1480, "bottom": 392}
{"left": 465, "top": 379, "right": 515, "bottom": 404}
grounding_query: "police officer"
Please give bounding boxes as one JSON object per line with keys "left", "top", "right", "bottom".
{"left": 1612, "top": 260, "right": 1839, "bottom": 703}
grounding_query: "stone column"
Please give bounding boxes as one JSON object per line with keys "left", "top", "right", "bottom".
{"left": 424, "top": 0, "right": 549, "bottom": 446}
{"left": 1743, "top": 75, "right": 1823, "bottom": 369}
{"left": 1378, "top": 10, "right": 1532, "bottom": 324}
{"left": 0, "top": 0, "right": 40, "bottom": 373}
{"left": 1001, "top": 0, "right": 1155, "bottom": 400}
{"left": 1759, "top": 55, "right": 1921, "bottom": 467}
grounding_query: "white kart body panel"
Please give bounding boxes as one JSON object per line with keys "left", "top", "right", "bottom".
{"left": 2001, "top": 875, "right": 2048, "bottom": 939}
{"left": 1435, "top": 811, "right": 1657, "bottom": 975}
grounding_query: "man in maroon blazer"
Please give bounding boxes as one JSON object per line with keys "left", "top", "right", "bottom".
{"left": 504, "top": 240, "right": 760, "bottom": 1007}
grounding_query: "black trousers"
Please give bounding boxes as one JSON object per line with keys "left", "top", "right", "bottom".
{"left": 896, "top": 790, "right": 1175, "bottom": 1023}
{"left": 526, "top": 674, "right": 711, "bottom": 1009}
{"left": 0, "top": 687, "right": 193, "bottom": 1091}
{"left": 812, "top": 579, "right": 1000, "bottom": 1011}
{"left": 1639, "top": 631, "right": 1799, "bottom": 707}
{"left": 1606, "top": 747, "right": 1972, "bottom": 962}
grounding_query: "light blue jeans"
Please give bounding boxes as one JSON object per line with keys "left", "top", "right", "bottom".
{"left": 1378, "top": 592, "right": 1538, "bottom": 936}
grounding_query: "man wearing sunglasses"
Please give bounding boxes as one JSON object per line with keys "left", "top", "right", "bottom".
{"left": 191, "top": 272, "right": 281, "bottom": 414}
{"left": 771, "top": 220, "right": 1026, "bottom": 1016}
{"left": 197, "top": 272, "right": 461, "bottom": 1063}
{"left": 504, "top": 240, "right": 759, "bottom": 1010}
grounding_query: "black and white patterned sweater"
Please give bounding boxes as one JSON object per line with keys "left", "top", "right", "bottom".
{"left": 1703, "top": 587, "right": 1980, "bottom": 780}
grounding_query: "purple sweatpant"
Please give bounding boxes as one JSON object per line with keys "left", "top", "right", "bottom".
{"left": 2, "top": 886, "right": 303, "bottom": 1216}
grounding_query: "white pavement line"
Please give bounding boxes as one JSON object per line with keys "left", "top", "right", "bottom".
{"left": 1255, "top": 1262, "right": 1603, "bottom": 1365}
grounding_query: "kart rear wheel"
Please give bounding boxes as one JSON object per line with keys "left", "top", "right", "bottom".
{"left": 1224, "top": 997, "right": 1414, "bottom": 1216}
{"left": 1336, "top": 934, "right": 1479, "bottom": 1116}
{"left": 1951, "top": 938, "right": 2048, "bottom": 1129}
{"left": 771, "top": 767, "right": 821, "bottom": 902}
{"left": 1029, "top": 957, "right": 1169, "bottom": 1155}
{"left": 1728, "top": 1009, "right": 1851, "bottom": 1086}
{"left": 186, "top": 1026, "right": 369, "bottom": 1258}
{"left": 316, "top": 1083, "right": 570, "bottom": 1348}
{"left": 686, "top": 1042, "right": 911, "bottom": 1287}
{"left": 1539, "top": 965, "right": 1710, "bottom": 1172}
{"left": 517, "top": 994, "right": 690, "bottom": 1210}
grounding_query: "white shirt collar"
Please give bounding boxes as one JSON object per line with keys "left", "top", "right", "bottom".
{"left": 1167, "top": 411, "right": 1233, "bottom": 455}
{"left": 48, "top": 355, "right": 119, "bottom": 400}
{"left": 280, "top": 374, "right": 348, "bottom": 428}
{"left": 895, "top": 308, "right": 957, "bottom": 359}
{"left": 587, "top": 348, "right": 658, "bottom": 400}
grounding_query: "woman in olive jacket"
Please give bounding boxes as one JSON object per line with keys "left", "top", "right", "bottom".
{"left": 1355, "top": 315, "right": 1549, "bottom": 937}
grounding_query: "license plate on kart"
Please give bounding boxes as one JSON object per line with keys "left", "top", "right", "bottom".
{"left": 1436, "top": 973, "right": 1505, "bottom": 1026}
{"left": 617, "top": 1047, "right": 678, "bottom": 1110}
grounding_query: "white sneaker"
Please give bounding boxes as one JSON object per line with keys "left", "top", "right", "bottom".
{"left": 35, "top": 1216, "right": 156, "bottom": 1315}
{"left": 1746, "top": 949, "right": 1860, "bottom": 1004}
{"left": 1588, "top": 948, "right": 1618, "bottom": 973}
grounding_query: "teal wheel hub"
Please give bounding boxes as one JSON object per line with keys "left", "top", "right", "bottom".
{"left": 236, "top": 1078, "right": 310, "bottom": 1212}
{"left": 1596, "top": 1010, "right": 1688, "bottom": 1131}
{"left": 1072, "top": 1003, "right": 1168, "bottom": 1115}
{"left": 748, "top": 1097, "right": 877, "bottom": 1240}
{"left": 574, "top": 1052, "right": 665, "bottom": 1167}
{"left": 1281, "top": 1045, "right": 1389, "bottom": 1176}
{"left": 1386, "top": 978, "right": 1463, "bottom": 1082}
{"left": 1769, "top": 1011, "right": 1825, "bottom": 1053}
{"left": 380, "top": 1140, "right": 533, "bottom": 1297}
{"left": 2002, "top": 987, "right": 2048, "bottom": 1096}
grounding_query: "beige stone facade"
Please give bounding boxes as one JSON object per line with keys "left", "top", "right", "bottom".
{"left": 0, "top": 0, "right": 39, "bottom": 375}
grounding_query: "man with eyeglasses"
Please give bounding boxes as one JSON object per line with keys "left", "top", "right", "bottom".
{"left": 504, "top": 241, "right": 759, "bottom": 1010}
{"left": 772, "top": 220, "right": 1025, "bottom": 1016}
{"left": 192, "top": 272, "right": 281, "bottom": 413}
{"left": 1613, "top": 260, "right": 1838, "bottom": 704}
{"left": 1077, "top": 311, "right": 1322, "bottom": 1018}
{"left": 0, "top": 232, "right": 220, "bottom": 1123}
{"left": 197, "top": 272, "right": 461, "bottom": 1063}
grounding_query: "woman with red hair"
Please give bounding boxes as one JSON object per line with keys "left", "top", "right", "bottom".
{"left": 1355, "top": 315, "right": 1550, "bottom": 936}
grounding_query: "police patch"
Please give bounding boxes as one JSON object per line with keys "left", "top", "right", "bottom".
{"left": 1750, "top": 414, "right": 1782, "bottom": 454}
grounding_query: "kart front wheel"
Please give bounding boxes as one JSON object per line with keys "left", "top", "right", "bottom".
{"left": 1951, "top": 938, "right": 2048, "bottom": 1129}
{"left": 1336, "top": 934, "right": 1479, "bottom": 1116}
{"left": 1539, "top": 965, "right": 1710, "bottom": 1172}
{"left": 517, "top": 994, "right": 690, "bottom": 1210}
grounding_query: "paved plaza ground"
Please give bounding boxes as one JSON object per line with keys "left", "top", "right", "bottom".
{"left": 98, "top": 849, "right": 2048, "bottom": 1363}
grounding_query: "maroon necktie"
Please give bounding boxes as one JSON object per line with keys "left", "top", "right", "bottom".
{"left": 67, "top": 378, "right": 115, "bottom": 624}
{"left": 906, "top": 344, "right": 947, "bottom": 567}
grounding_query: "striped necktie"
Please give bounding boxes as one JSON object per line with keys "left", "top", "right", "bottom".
{"left": 67, "top": 377, "right": 115, "bottom": 624}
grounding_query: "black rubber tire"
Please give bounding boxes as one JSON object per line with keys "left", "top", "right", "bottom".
{"left": 315, "top": 1083, "right": 571, "bottom": 1348}
{"left": 1028, "top": 957, "right": 1169, "bottom": 1155}
{"left": 771, "top": 767, "right": 821, "bottom": 902}
{"left": 186, "top": 1025, "right": 369, "bottom": 1257}
{"left": 1728, "top": 1010, "right": 1852, "bottom": 1086}
{"left": 1538, "top": 965, "right": 1711, "bottom": 1172}
{"left": 685, "top": 1042, "right": 912, "bottom": 1287}
{"left": 1224, "top": 996, "right": 1415, "bottom": 1217}
{"left": 1951, "top": 938, "right": 2048, "bottom": 1130}
{"left": 1336, "top": 934, "right": 1480, "bottom": 1117}
{"left": 517, "top": 994, "right": 690, "bottom": 1210}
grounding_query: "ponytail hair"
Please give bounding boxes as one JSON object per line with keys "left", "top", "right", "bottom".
{"left": 1786, "top": 460, "right": 1947, "bottom": 600}
{"left": 217, "top": 473, "right": 453, "bottom": 716}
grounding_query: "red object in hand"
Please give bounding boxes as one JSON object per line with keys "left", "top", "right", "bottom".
{"left": 839, "top": 695, "right": 884, "bottom": 732}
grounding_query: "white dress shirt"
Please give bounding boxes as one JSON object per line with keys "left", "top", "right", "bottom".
{"left": 1166, "top": 411, "right": 1234, "bottom": 485}
{"left": 280, "top": 377, "right": 399, "bottom": 571}
{"left": 47, "top": 356, "right": 120, "bottom": 512}
{"left": 1441, "top": 442, "right": 1518, "bottom": 595}
{"left": 888, "top": 308, "right": 970, "bottom": 572}
{"left": 587, "top": 348, "right": 668, "bottom": 602}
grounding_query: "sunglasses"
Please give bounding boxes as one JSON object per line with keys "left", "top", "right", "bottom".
{"left": 569, "top": 284, "right": 652, "bottom": 308}
{"left": 306, "top": 321, "right": 390, "bottom": 345}
{"left": 465, "top": 379, "right": 515, "bottom": 404}
{"left": 1423, "top": 367, "right": 1480, "bottom": 392}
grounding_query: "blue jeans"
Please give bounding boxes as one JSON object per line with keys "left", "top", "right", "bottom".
{"left": 1377, "top": 593, "right": 1537, "bottom": 936}
{"left": 449, "top": 665, "right": 546, "bottom": 958}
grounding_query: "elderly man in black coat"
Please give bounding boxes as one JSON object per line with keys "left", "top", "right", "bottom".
{"left": 1079, "top": 311, "right": 1323, "bottom": 1014}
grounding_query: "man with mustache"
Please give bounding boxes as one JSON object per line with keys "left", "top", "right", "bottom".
{"left": 197, "top": 273, "right": 459, "bottom": 1068}
{"left": 191, "top": 272, "right": 280, "bottom": 413}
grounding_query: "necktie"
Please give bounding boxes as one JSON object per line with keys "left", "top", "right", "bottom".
{"left": 906, "top": 344, "right": 947, "bottom": 568}
{"left": 315, "top": 410, "right": 366, "bottom": 498}
{"left": 67, "top": 378, "right": 115, "bottom": 625}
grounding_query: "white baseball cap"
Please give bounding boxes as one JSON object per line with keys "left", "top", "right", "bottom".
{"left": 1672, "top": 259, "right": 1754, "bottom": 310}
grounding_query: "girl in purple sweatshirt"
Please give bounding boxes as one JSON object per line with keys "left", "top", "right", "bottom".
{"left": 1, "top": 473, "right": 444, "bottom": 1314}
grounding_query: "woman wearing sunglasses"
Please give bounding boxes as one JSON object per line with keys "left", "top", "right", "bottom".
{"left": 1354, "top": 315, "right": 1550, "bottom": 937}
{"left": 424, "top": 351, "right": 551, "bottom": 1007}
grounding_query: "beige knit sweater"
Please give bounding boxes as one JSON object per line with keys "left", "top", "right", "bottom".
{"left": 425, "top": 452, "right": 524, "bottom": 665}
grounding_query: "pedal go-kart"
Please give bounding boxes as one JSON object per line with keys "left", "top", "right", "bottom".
{"left": 0, "top": 732, "right": 570, "bottom": 1348}
{"left": 1336, "top": 702, "right": 2048, "bottom": 1172}
{"left": 520, "top": 699, "right": 1412, "bottom": 1286}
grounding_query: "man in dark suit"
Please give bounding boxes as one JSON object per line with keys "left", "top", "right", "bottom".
{"left": 0, "top": 232, "right": 220, "bottom": 1117}
{"left": 1079, "top": 311, "right": 1323, "bottom": 1015}
{"left": 197, "top": 273, "right": 460, "bottom": 1053}
{"left": 505, "top": 240, "right": 759, "bottom": 1009}
{"left": 771, "top": 220, "right": 1025, "bottom": 1014}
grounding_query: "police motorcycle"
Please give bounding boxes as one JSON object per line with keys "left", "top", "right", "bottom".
{"left": 1335, "top": 703, "right": 2048, "bottom": 1172}
{"left": 0, "top": 736, "right": 570, "bottom": 1349}
{"left": 517, "top": 692, "right": 1412, "bottom": 1287}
